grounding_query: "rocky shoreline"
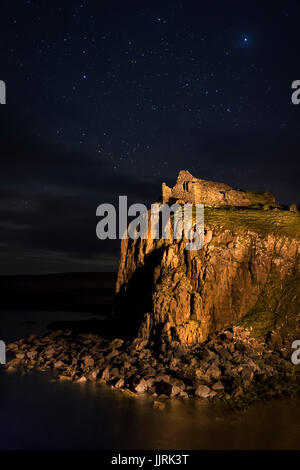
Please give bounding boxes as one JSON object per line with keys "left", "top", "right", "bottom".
{"left": 6, "top": 326, "right": 300, "bottom": 408}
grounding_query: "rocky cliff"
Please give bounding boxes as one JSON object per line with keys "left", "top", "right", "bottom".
{"left": 115, "top": 176, "right": 300, "bottom": 346}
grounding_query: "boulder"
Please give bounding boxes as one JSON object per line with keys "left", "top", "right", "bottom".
{"left": 135, "top": 378, "right": 151, "bottom": 394}
{"left": 101, "top": 366, "right": 110, "bottom": 381}
{"left": 195, "top": 385, "right": 211, "bottom": 398}
{"left": 212, "top": 381, "right": 224, "bottom": 391}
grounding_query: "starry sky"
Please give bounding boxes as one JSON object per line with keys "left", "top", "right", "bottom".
{"left": 0, "top": 0, "right": 299, "bottom": 274}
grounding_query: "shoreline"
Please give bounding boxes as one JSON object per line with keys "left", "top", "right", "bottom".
{"left": 5, "top": 326, "right": 300, "bottom": 409}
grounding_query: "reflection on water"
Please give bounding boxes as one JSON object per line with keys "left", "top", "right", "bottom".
{"left": 1, "top": 310, "right": 300, "bottom": 450}
{"left": 1, "top": 369, "right": 300, "bottom": 450}
{"left": 0, "top": 309, "right": 102, "bottom": 344}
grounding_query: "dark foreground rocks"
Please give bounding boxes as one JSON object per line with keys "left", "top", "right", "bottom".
{"left": 6, "top": 326, "right": 300, "bottom": 408}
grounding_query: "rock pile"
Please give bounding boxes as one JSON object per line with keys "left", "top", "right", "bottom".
{"left": 6, "top": 326, "right": 299, "bottom": 406}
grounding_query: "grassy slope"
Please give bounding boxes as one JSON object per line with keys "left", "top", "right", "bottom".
{"left": 204, "top": 207, "right": 300, "bottom": 240}
{"left": 239, "top": 272, "right": 300, "bottom": 339}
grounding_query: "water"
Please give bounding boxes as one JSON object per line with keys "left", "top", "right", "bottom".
{"left": 0, "top": 309, "right": 104, "bottom": 343}
{"left": 1, "top": 310, "right": 300, "bottom": 450}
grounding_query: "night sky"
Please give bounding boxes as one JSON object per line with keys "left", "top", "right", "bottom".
{"left": 0, "top": 0, "right": 299, "bottom": 274}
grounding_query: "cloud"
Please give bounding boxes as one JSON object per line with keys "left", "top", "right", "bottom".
{"left": 0, "top": 115, "right": 159, "bottom": 273}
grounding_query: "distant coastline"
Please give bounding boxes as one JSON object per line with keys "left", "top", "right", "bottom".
{"left": 0, "top": 272, "right": 117, "bottom": 314}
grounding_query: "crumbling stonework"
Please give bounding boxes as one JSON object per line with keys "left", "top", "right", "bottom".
{"left": 161, "top": 170, "right": 275, "bottom": 208}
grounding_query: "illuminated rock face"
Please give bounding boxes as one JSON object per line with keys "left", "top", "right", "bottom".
{"left": 161, "top": 170, "right": 275, "bottom": 208}
{"left": 115, "top": 173, "right": 300, "bottom": 346}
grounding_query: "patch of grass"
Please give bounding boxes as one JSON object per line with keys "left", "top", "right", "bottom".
{"left": 239, "top": 272, "right": 300, "bottom": 338}
{"left": 245, "top": 190, "right": 278, "bottom": 207}
{"left": 204, "top": 207, "right": 300, "bottom": 240}
{"left": 168, "top": 204, "right": 300, "bottom": 239}
{"left": 162, "top": 203, "right": 300, "bottom": 240}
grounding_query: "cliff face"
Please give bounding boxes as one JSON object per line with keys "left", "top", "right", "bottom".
{"left": 115, "top": 176, "right": 300, "bottom": 346}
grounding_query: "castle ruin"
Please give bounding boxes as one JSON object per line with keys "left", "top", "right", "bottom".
{"left": 162, "top": 170, "right": 275, "bottom": 208}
